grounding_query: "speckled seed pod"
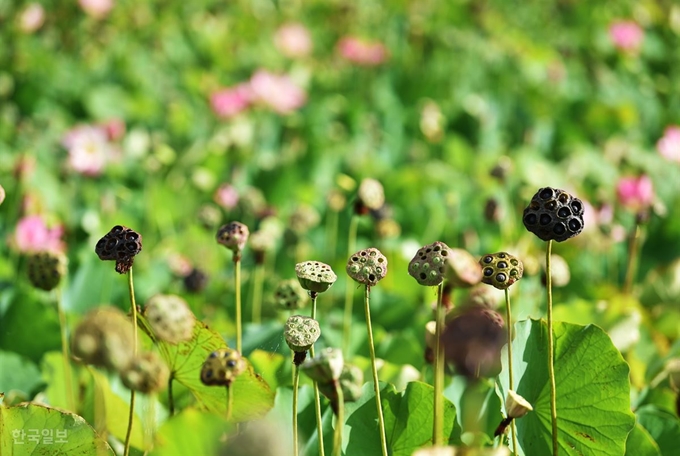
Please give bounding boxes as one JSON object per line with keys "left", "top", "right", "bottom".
{"left": 216, "top": 221, "right": 249, "bottom": 256}
{"left": 200, "top": 348, "right": 247, "bottom": 387}
{"left": 144, "top": 294, "right": 195, "bottom": 344}
{"left": 183, "top": 267, "right": 208, "bottom": 293}
{"left": 300, "top": 347, "right": 344, "bottom": 384}
{"left": 295, "top": 261, "right": 337, "bottom": 294}
{"left": 27, "top": 251, "right": 67, "bottom": 291}
{"left": 357, "top": 178, "right": 385, "bottom": 212}
{"left": 479, "top": 252, "right": 524, "bottom": 290}
{"left": 71, "top": 307, "right": 137, "bottom": 372}
{"left": 346, "top": 247, "right": 388, "bottom": 287}
{"left": 284, "top": 315, "right": 321, "bottom": 353}
{"left": 446, "top": 248, "right": 483, "bottom": 288}
{"left": 523, "top": 187, "right": 585, "bottom": 242}
{"left": 274, "top": 279, "right": 309, "bottom": 311}
{"left": 408, "top": 241, "right": 450, "bottom": 286}
{"left": 95, "top": 225, "right": 143, "bottom": 274}
{"left": 121, "top": 351, "right": 170, "bottom": 394}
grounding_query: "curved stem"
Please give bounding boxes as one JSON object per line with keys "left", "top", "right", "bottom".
{"left": 234, "top": 257, "right": 242, "bottom": 353}
{"left": 343, "top": 215, "right": 359, "bottom": 356}
{"left": 251, "top": 262, "right": 265, "bottom": 325}
{"left": 623, "top": 223, "right": 641, "bottom": 295}
{"left": 546, "top": 240, "right": 558, "bottom": 455}
{"left": 226, "top": 385, "right": 234, "bottom": 421}
{"left": 505, "top": 289, "right": 518, "bottom": 455}
{"left": 433, "top": 282, "right": 445, "bottom": 446}
{"left": 293, "top": 363, "right": 300, "bottom": 456}
{"left": 333, "top": 379, "right": 344, "bottom": 456}
{"left": 55, "top": 288, "right": 75, "bottom": 412}
{"left": 364, "top": 286, "right": 388, "bottom": 456}
{"left": 124, "top": 268, "right": 139, "bottom": 456}
{"left": 309, "top": 294, "right": 326, "bottom": 456}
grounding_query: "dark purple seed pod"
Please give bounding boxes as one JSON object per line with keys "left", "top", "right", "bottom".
{"left": 95, "top": 225, "right": 142, "bottom": 274}
{"left": 522, "top": 187, "right": 584, "bottom": 242}
{"left": 479, "top": 252, "right": 524, "bottom": 290}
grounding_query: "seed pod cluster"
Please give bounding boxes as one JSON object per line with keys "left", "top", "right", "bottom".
{"left": 523, "top": 187, "right": 584, "bottom": 242}
{"left": 408, "top": 241, "right": 451, "bottom": 286}
{"left": 121, "top": 351, "right": 169, "bottom": 393}
{"left": 346, "top": 247, "right": 388, "bottom": 287}
{"left": 144, "top": 294, "right": 195, "bottom": 344}
{"left": 27, "top": 251, "right": 67, "bottom": 291}
{"left": 200, "top": 348, "right": 247, "bottom": 387}
{"left": 95, "top": 225, "right": 143, "bottom": 274}
{"left": 479, "top": 252, "right": 524, "bottom": 290}
{"left": 295, "top": 261, "right": 337, "bottom": 294}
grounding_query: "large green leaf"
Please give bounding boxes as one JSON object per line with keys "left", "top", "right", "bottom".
{"left": 150, "top": 408, "right": 227, "bottom": 456}
{"left": 0, "top": 402, "right": 113, "bottom": 455}
{"left": 343, "top": 381, "right": 459, "bottom": 456}
{"left": 41, "top": 352, "right": 78, "bottom": 413}
{"left": 624, "top": 423, "right": 661, "bottom": 456}
{"left": 636, "top": 405, "right": 680, "bottom": 456}
{"left": 0, "top": 350, "right": 44, "bottom": 401}
{"left": 498, "top": 319, "right": 635, "bottom": 455}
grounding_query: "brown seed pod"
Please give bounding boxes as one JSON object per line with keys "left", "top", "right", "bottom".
{"left": 121, "top": 351, "right": 170, "bottom": 394}
{"left": 346, "top": 247, "right": 388, "bottom": 287}
{"left": 144, "top": 294, "right": 195, "bottom": 344}
{"left": 200, "top": 348, "right": 247, "bottom": 387}
{"left": 479, "top": 252, "right": 524, "bottom": 290}
{"left": 95, "top": 225, "right": 142, "bottom": 274}
{"left": 408, "top": 241, "right": 450, "bottom": 286}
{"left": 523, "top": 187, "right": 585, "bottom": 242}
{"left": 216, "top": 221, "right": 249, "bottom": 257}
{"left": 27, "top": 251, "right": 67, "bottom": 291}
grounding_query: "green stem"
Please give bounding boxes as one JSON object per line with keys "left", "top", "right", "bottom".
{"left": 251, "top": 262, "right": 265, "bottom": 325}
{"left": 433, "top": 282, "right": 444, "bottom": 446}
{"left": 293, "top": 363, "right": 300, "bottom": 456}
{"left": 235, "top": 257, "right": 242, "bottom": 353}
{"left": 505, "top": 289, "right": 518, "bottom": 455}
{"left": 124, "top": 268, "right": 138, "bottom": 456}
{"left": 343, "top": 215, "right": 359, "bottom": 356}
{"left": 326, "top": 209, "right": 339, "bottom": 262}
{"left": 364, "top": 286, "right": 388, "bottom": 456}
{"left": 333, "top": 379, "right": 344, "bottom": 456}
{"left": 623, "top": 223, "right": 641, "bottom": 295}
{"left": 168, "top": 374, "right": 175, "bottom": 416}
{"left": 546, "top": 240, "right": 558, "bottom": 455}
{"left": 226, "top": 385, "right": 233, "bottom": 421}
{"left": 310, "top": 294, "right": 326, "bottom": 456}
{"left": 55, "top": 288, "right": 75, "bottom": 412}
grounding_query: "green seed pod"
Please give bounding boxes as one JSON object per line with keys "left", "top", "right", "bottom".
{"left": 216, "top": 221, "right": 249, "bottom": 255}
{"left": 144, "top": 294, "right": 195, "bottom": 344}
{"left": 346, "top": 247, "right": 388, "bottom": 287}
{"left": 300, "top": 347, "right": 344, "bottom": 384}
{"left": 408, "top": 241, "right": 451, "bottom": 286}
{"left": 121, "top": 351, "right": 169, "bottom": 394}
{"left": 274, "top": 279, "right": 309, "bottom": 311}
{"left": 446, "top": 248, "right": 483, "bottom": 288}
{"left": 523, "top": 187, "right": 585, "bottom": 242}
{"left": 357, "top": 178, "right": 385, "bottom": 211}
{"left": 200, "top": 348, "right": 246, "bottom": 387}
{"left": 479, "top": 252, "right": 524, "bottom": 290}
{"left": 295, "top": 261, "right": 337, "bottom": 293}
{"left": 505, "top": 389, "right": 533, "bottom": 419}
{"left": 95, "top": 225, "right": 143, "bottom": 274}
{"left": 27, "top": 251, "right": 67, "bottom": 291}
{"left": 284, "top": 315, "right": 321, "bottom": 353}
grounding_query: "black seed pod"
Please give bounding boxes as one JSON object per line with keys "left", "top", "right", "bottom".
{"left": 95, "top": 225, "right": 143, "bottom": 274}
{"left": 522, "top": 187, "right": 584, "bottom": 242}
{"left": 183, "top": 268, "right": 208, "bottom": 293}
{"left": 27, "top": 251, "right": 67, "bottom": 291}
{"left": 479, "top": 252, "right": 524, "bottom": 290}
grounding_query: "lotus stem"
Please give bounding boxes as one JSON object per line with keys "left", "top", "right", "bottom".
{"left": 310, "top": 292, "right": 326, "bottom": 456}
{"left": 546, "top": 240, "right": 558, "bottom": 455}
{"left": 623, "top": 222, "right": 641, "bottom": 295}
{"left": 333, "top": 379, "right": 345, "bottom": 456}
{"left": 433, "top": 282, "right": 445, "bottom": 446}
{"left": 235, "top": 256, "right": 242, "bottom": 353}
{"left": 364, "top": 285, "right": 388, "bottom": 456}
{"left": 505, "top": 288, "right": 518, "bottom": 455}
{"left": 55, "top": 288, "right": 75, "bottom": 412}
{"left": 226, "top": 384, "right": 234, "bottom": 421}
{"left": 124, "top": 267, "right": 138, "bottom": 456}
{"left": 251, "top": 262, "right": 265, "bottom": 324}
{"left": 293, "top": 363, "right": 300, "bottom": 456}
{"left": 343, "top": 215, "right": 359, "bottom": 356}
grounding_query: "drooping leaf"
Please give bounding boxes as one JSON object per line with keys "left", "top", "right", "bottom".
{"left": 624, "top": 422, "right": 661, "bottom": 456}
{"left": 498, "top": 320, "right": 636, "bottom": 456}
{"left": 0, "top": 402, "right": 114, "bottom": 455}
{"left": 636, "top": 405, "right": 680, "bottom": 456}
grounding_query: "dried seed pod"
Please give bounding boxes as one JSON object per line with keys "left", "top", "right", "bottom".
{"left": 523, "top": 187, "right": 585, "bottom": 242}
{"left": 95, "top": 225, "right": 143, "bottom": 274}
{"left": 408, "top": 241, "right": 451, "bottom": 286}
{"left": 284, "top": 315, "right": 321, "bottom": 355}
{"left": 216, "top": 221, "right": 249, "bottom": 257}
{"left": 346, "top": 247, "right": 388, "bottom": 287}
{"left": 338, "top": 364, "right": 364, "bottom": 402}
{"left": 446, "top": 248, "right": 483, "bottom": 288}
{"left": 71, "top": 307, "right": 137, "bottom": 372}
{"left": 300, "top": 347, "right": 344, "bottom": 384}
{"left": 505, "top": 390, "right": 533, "bottom": 419}
{"left": 27, "top": 250, "right": 67, "bottom": 291}
{"left": 479, "top": 252, "right": 524, "bottom": 290}
{"left": 200, "top": 348, "right": 246, "bottom": 387}
{"left": 462, "top": 284, "right": 503, "bottom": 310}
{"left": 121, "top": 351, "right": 169, "bottom": 393}
{"left": 144, "top": 294, "right": 195, "bottom": 344}
{"left": 295, "top": 261, "right": 337, "bottom": 294}
{"left": 183, "top": 267, "right": 208, "bottom": 293}
{"left": 356, "top": 178, "right": 385, "bottom": 213}
{"left": 274, "top": 279, "right": 309, "bottom": 311}
{"left": 289, "top": 204, "right": 321, "bottom": 235}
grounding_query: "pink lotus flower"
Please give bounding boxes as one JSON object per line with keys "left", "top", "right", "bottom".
{"left": 78, "top": 0, "right": 114, "bottom": 18}
{"left": 62, "top": 125, "right": 114, "bottom": 176}
{"left": 616, "top": 175, "right": 654, "bottom": 212}
{"left": 210, "top": 84, "right": 253, "bottom": 118}
{"left": 337, "top": 37, "right": 388, "bottom": 66}
{"left": 249, "top": 70, "right": 306, "bottom": 114}
{"left": 274, "top": 23, "right": 312, "bottom": 58}
{"left": 656, "top": 126, "right": 680, "bottom": 163}
{"left": 18, "top": 3, "right": 45, "bottom": 33}
{"left": 609, "top": 21, "right": 644, "bottom": 53}
{"left": 14, "top": 215, "right": 65, "bottom": 253}
{"left": 0, "top": 184, "right": 5, "bottom": 205}
{"left": 214, "top": 184, "right": 239, "bottom": 210}
{"left": 99, "top": 118, "right": 126, "bottom": 141}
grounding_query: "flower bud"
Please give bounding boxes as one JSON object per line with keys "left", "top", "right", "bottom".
{"left": 505, "top": 389, "right": 533, "bottom": 419}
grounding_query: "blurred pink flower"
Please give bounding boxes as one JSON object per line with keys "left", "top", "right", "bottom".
{"left": 210, "top": 84, "right": 252, "bottom": 118}
{"left": 249, "top": 70, "right": 306, "bottom": 114}
{"left": 609, "top": 21, "right": 644, "bottom": 53}
{"left": 14, "top": 215, "right": 65, "bottom": 253}
{"left": 274, "top": 23, "right": 312, "bottom": 58}
{"left": 0, "top": 184, "right": 5, "bottom": 205}
{"left": 62, "top": 125, "right": 114, "bottom": 176}
{"left": 100, "top": 118, "right": 126, "bottom": 141}
{"left": 18, "top": 3, "right": 45, "bottom": 33}
{"left": 78, "top": 0, "right": 113, "bottom": 18}
{"left": 616, "top": 175, "right": 654, "bottom": 212}
{"left": 656, "top": 126, "right": 680, "bottom": 163}
{"left": 337, "top": 37, "right": 388, "bottom": 66}
{"left": 214, "top": 184, "right": 239, "bottom": 210}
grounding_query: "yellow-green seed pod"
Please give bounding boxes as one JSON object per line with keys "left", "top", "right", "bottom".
{"left": 479, "top": 252, "right": 524, "bottom": 290}
{"left": 284, "top": 315, "right": 321, "bottom": 352}
{"left": 295, "top": 261, "right": 337, "bottom": 293}
{"left": 200, "top": 348, "right": 246, "bottom": 387}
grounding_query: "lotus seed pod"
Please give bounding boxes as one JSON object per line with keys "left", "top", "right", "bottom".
{"left": 26, "top": 250, "right": 67, "bottom": 291}
{"left": 339, "top": 364, "right": 364, "bottom": 402}
{"left": 408, "top": 241, "right": 451, "bottom": 286}
{"left": 446, "top": 248, "right": 483, "bottom": 288}
{"left": 197, "top": 204, "right": 221, "bottom": 230}
{"left": 249, "top": 230, "right": 276, "bottom": 254}
{"left": 441, "top": 305, "right": 506, "bottom": 379}
{"left": 523, "top": 187, "right": 585, "bottom": 242}
{"left": 462, "top": 284, "right": 503, "bottom": 310}
{"left": 346, "top": 247, "right": 388, "bottom": 287}
{"left": 71, "top": 307, "right": 137, "bottom": 372}
{"left": 541, "top": 254, "right": 570, "bottom": 287}
{"left": 121, "top": 351, "right": 170, "bottom": 393}
{"left": 479, "top": 252, "right": 524, "bottom": 290}
{"left": 95, "top": 225, "right": 143, "bottom": 274}
{"left": 274, "top": 279, "right": 309, "bottom": 310}
{"left": 484, "top": 198, "right": 502, "bottom": 223}
{"left": 289, "top": 204, "right": 321, "bottom": 235}
{"left": 667, "top": 359, "right": 680, "bottom": 393}
{"left": 144, "top": 294, "right": 195, "bottom": 344}
{"left": 327, "top": 188, "right": 347, "bottom": 212}
{"left": 295, "top": 261, "right": 337, "bottom": 293}
{"left": 200, "top": 348, "right": 247, "bottom": 387}
{"left": 300, "top": 347, "right": 344, "bottom": 384}
{"left": 411, "top": 447, "right": 456, "bottom": 456}
{"left": 216, "top": 221, "right": 249, "bottom": 256}
{"left": 375, "top": 218, "right": 401, "bottom": 239}
{"left": 183, "top": 267, "right": 208, "bottom": 293}
{"left": 284, "top": 315, "right": 321, "bottom": 354}
{"left": 356, "top": 178, "right": 385, "bottom": 212}
{"left": 505, "top": 390, "right": 533, "bottom": 419}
